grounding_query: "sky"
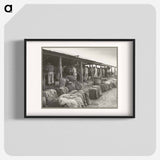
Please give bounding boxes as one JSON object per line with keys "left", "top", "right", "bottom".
{"left": 43, "top": 47, "right": 117, "bottom": 67}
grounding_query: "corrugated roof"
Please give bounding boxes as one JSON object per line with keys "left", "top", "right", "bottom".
{"left": 43, "top": 48, "right": 117, "bottom": 67}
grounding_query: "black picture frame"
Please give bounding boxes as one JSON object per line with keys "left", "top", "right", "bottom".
{"left": 24, "top": 39, "right": 135, "bottom": 118}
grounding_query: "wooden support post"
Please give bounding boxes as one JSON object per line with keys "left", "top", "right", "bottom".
{"left": 106, "top": 65, "right": 108, "bottom": 77}
{"left": 59, "top": 56, "right": 63, "bottom": 79}
{"left": 100, "top": 66, "right": 102, "bottom": 78}
{"left": 111, "top": 66, "right": 113, "bottom": 75}
{"left": 113, "top": 67, "right": 115, "bottom": 75}
{"left": 91, "top": 64, "right": 94, "bottom": 80}
{"left": 80, "top": 61, "right": 83, "bottom": 83}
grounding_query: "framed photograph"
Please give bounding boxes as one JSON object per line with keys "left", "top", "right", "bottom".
{"left": 25, "top": 39, "right": 135, "bottom": 118}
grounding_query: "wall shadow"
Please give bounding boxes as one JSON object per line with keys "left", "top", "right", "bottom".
{"left": 5, "top": 40, "right": 25, "bottom": 119}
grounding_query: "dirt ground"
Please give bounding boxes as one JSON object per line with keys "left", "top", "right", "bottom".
{"left": 87, "top": 88, "right": 117, "bottom": 108}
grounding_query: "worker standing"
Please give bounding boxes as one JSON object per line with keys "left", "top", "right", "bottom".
{"left": 72, "top": 66, "right": 77, "bottom": 80}
{"left": 46, "top": 62, "right": 54, "bottom": 85}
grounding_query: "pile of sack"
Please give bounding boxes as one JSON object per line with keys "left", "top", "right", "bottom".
{"left": 100, "top": 83, "right": 109, "bottom": 92}
{"left": 109, "top": 78, "right": 117, "bottom": 88}
{"left": 89, "top": 85, "right": 102, "bottom": 99}
{"left": 102, "top": 78, "right": 117, "bottom": 89}
{"left": 102, "top": 81, "right": 112, "bottom": 89}
{"left": 42, "top": 89, "right": 58, "bottom": 107}
{"left": 93, "top": 77, "right": 101, "bottom": 85}
{"left": 58, "top": 89, "right": 90, "bottom": 108}
{"left": 56, "top": 87, "right": 69, "bottom": 96}
{"left": 88, "top": 78, "right": 117, "bottom": 99}
{"left": 42, "top": 77, "right": 117, "bottom": 107}
{"left": 59, "top": 76, "right": 83, "bottom": 92}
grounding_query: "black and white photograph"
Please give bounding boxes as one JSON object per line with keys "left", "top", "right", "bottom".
{"left": 25, "top": 39, "right": 135, "bottom": 117}
{"left": 42, "top": 47, "right": 118, "bottom": 109}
